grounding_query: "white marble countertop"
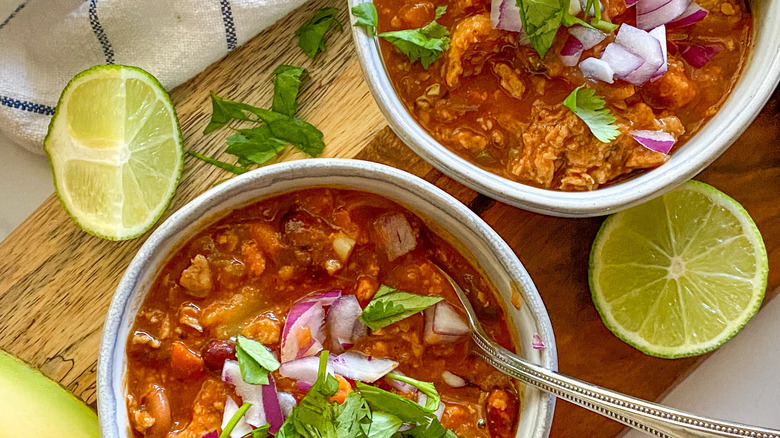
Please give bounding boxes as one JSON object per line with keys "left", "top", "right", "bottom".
{"left": 1, "top": 131, "right": 778, "bottom": 435}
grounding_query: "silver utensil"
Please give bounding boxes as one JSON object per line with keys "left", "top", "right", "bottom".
{"left": 436, "top": 266, "right": 780, "bottom": 438}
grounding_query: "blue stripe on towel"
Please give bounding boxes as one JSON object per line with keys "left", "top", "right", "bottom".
{"left": 220, "top": 0, "right": 237, "bottom": 51}
{"left": 88, "top": 0, "right": 115, "bottom": 64}
{"left": 0, "top": 1, "right": 28, "bottom": 30}
{"left": 0, "top": 96, "right": 55, "bottom": 115}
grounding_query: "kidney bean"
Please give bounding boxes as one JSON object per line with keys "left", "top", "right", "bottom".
{"left": 142, "top": 386, "right": 171, "bottom": 438}
{"left": 201, "top": 339, "right": 236, "bottom": 371}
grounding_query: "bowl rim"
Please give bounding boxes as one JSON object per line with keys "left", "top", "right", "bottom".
{"left": 348, "top": 1, "right": 780, "bottom": 217}
{"left": 97, "top": 158, "right": 558, "bottom": 438}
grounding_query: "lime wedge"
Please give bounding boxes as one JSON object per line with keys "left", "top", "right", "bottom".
{"left": 589, "top": 181, "right": 768, "bottom": 358}
{"left": 44, "top": 65, "right": 183, "bottom": 240}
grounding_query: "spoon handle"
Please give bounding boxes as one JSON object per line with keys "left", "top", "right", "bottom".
{"left": 473, "top": 326, "right": 779, "bottom": 438}
{"left": 435, "top": 264, "right": 780, "bottom": 438}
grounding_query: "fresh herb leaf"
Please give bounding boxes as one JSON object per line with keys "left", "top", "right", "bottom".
{"left": 205, "top": 92, "right": 258, "bottom": 134}
{"left": 235, "top": 336, "right": 281, "bottom": 385}
{"left": 296, "top": 8, "right": 343, "bottom": 58}
{"left": 351, "top": 3, "right": 378, "bottom": 37}
{"left": 563, "top": 85, "right": 620, "bottom": 143}
{"left": 334, "top": 391, "right": 371, "bottom": 437}
{"left": 244, "top": 424, "right": 271, "bottom": 438}
{"left": 187, "top": 150, "right": 249, "bottom": 175}
{"left": 378, "top": 6, "right": 450, "bottom": 69}
{"left": 272, "top": 65, "right": 309, "bottom": 117}
{"left": 357, "top": 383, "right": 447, "bottom": 438}
{"left": 385, "top": 373, "right": 440, "bottom": 412}
{"left": 220, "top": 402, "right": 253, "bottom": 438}
{"left": 247, "top": 108, "right": 325, "bottom": 157}
{"left": 360, "top": 285, "right": 443, "bottom": 330}
{"left": 362, "top": 411, "right": 402, "bottom": 438}
{"left": 226, "top": 126, "right": 287, "bottom": 166}
{"left": 516, "top": 0, "right": 567, "bottom": 59}
{"left": 518, "top": 0, "right": 615, "bottom": 58}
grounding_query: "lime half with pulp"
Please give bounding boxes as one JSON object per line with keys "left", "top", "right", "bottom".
{"left": 44, "top": 65, "right": 183, "bottom": 240}
{"left": 589, "top": 181, "right": 768, "bottom": 358}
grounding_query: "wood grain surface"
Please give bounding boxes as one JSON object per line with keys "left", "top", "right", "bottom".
{"left": 0, "top": 0, "right": 777, "bottom": 436}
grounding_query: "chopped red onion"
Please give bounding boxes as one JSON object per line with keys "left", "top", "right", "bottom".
{"left": 490, "top": 0, "right": 525, "bottom": 34}
{"left": 532, "top": 333, "right": 546, "bottom": 350}
{"left": 600, "top": 43, "right": 644, "bottom": 79}
{"left": 201, "top": 432, "right": 219, "bottom": 438}
{"left": 424, "top": 302, "right": 470, "bottom": 344}
{"left": 568, "top": 0, "right": 583, "bottom": 15}
{"left": 614, "top": 24, "right": 665, "bottom": 85}
{"left": 667, "top": 2, "right": 707, "bottom": 28}
{"left": 332, "top": 232, "right": 356, "bottom": 262}
{"left": 281, "top": 291, "right": 342, "bottom": 363}
{"left": 442, "top": 371, "right": 467, "bottom": 387}
{"left": 561, "top": 35, "right": 584, "bottom": 67}
{"left": 279, "top": 351, "right": 398, "bottom": 384}
{"left": 680, "top": 44, "right": 721, "bottom": 68}
{"left": 625, "top": 0, "right": 640, "bottom": 7}
{"left": 374, "top": 213, "right": 417, "bottom": 261}
{"left": 221, "top": 397, "right": 254, "bottom": 438}
{"left": 277, "top": 392, "right": 297, "bottom": 418}
{"left": 490, "top": 0, "right": 502, "bottom": 28}
{"left": 568, "top": 26, "right": 606, "bottom": 50}
{"left": 327, "top": 295, "right": 367, "bottom": 353}
{"left": 262, "top": 377, "right": 284, "bottom": 433}
{"left": 221, "top": 360, "right": 268, "bottom": 427}
{"left": 631, "top": 130, "right": 676, "bottom": 154}
{"left": 636, "top": 0, "right": 691, "bottom": 30}
{"left": 649, "top": 25, "right": 668, "bottom": 79}
{"left": 579, "top": 58, "right": 615, "bottom": 84}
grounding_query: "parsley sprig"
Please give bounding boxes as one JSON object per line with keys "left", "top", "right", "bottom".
{"left": 351, "top": 4, "right": 450, "bottom": 69}
{"left": 359, "top": 285, "right": 443, "bottom": 331}
{"left": 563, "top": 85, "right": 620, "bottom": 143}
{"left": 189, "top": 64, "right": 324, "bottom": 174}
{"left": 296, "top": 8, "right": 343, "bottom": 59}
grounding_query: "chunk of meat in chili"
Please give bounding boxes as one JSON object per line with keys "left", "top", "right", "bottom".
{"left": 446, "top": 13, "right": 505, "bottom": 87}
{"left": 179, "top": 255, "right": 213, "bottom": 297}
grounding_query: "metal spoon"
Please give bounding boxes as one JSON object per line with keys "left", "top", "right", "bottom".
{"left": 435, "top": 266, "right": 780, "bottom": 438}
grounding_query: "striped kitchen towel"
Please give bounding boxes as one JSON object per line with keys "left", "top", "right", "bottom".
{"left": 0, "top": 0, "right": 308, "bottom": 154}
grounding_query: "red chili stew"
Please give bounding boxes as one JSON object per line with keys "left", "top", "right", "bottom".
{"left": 126, "top": 188, "right": 521, "bottom": 438}
{"left": 375, "top": 0, "right": 752, "bottom": 190}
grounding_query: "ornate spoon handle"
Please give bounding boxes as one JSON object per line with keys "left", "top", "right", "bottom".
{"left": 473, "top": 334, "right": 780, "bottom": 438}
{"left": 438, "top": 266, "right": 780, "bottom": 438}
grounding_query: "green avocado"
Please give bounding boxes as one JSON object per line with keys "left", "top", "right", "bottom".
{"left": 0, "top": 350, "right": 100, "bottom": 437}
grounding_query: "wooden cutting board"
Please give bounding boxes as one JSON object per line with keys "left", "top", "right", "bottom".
{"left": 0, "top": 0, "right": 778, "bottom": 436}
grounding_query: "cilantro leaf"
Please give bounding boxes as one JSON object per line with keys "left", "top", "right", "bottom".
{"left": 235, "top": 336, "right": 280, "bottom": 385}
{"left": 221, "top": 402, "right": 252, "bottom": 438}
{"left": 563, "top": 85, "right": 620, "bottom": 143}
{"left": 186, "top": 150, "right": 248, "bottom": 175}
{"left": 272, "top": 65, "right": 309, "bottom": 117}
{"left": 362, "top": 411, "right": 402, "bottom": 438}
{"left": 378, "top": 6, "right": 450, "bottom": 69}
{"left": 226, "top": 126, "right": 287, "bottom": 166}
{"left": 350, "top": 3, "right": 378, "bottom": 37}
{"left": 296, "top": 8, "right": 343, "bottom": 58}
{"left": 385, "top": 373, "right": 440, "bottom": 412}
{"left": 249, "top": 108, "right": 325, "bottom": 157}
{"left": 245, "top": 424, "right": 271, "bottom": 438}
{"left": 356, "top": 383, "right": 448, "bottom": 438}
{"left": 204, "top": 92, "right": 259, "bottom": 134}
{"left": 516, "top": 0, "right": 567, "bottom": 59}
{"left": 360, "top": 285, "right": 443, "bottom": 330}
{"left": 334, "top": 391, "right": 371, "bottom": 437}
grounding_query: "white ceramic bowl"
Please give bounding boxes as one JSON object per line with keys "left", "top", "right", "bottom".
{"left": 97, "top": 159, "right": 558, "bottom": 438}
{"left": 350, "top": 1, "right": 780, "bottom": 217}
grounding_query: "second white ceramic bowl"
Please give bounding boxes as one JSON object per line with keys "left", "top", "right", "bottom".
{"left": 350, "top": 0, "right": 780, "bottom": 217}
{"left": 97, "top": 159, "right": 558, "bottom": 438}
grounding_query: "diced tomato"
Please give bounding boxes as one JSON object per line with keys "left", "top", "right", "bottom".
{"left": 171, "top": 342, "right": 205, "bottom": 379}
{"left": 329, "top": 374, "right": 353, "bottom": 404}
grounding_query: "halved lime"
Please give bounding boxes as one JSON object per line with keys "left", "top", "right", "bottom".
{"left": 589, "top": 181, "right": 768, "bottom": 358}
{"left": 44, "top": 65, "right": 183, "bottom": 240}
